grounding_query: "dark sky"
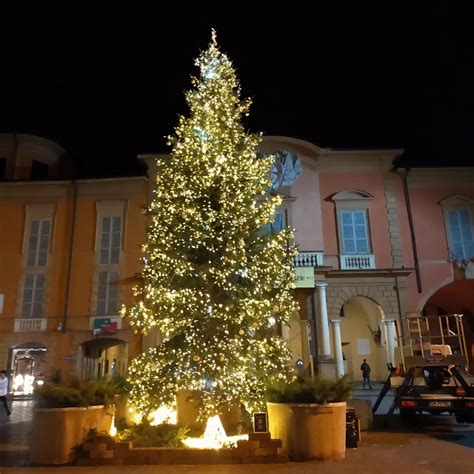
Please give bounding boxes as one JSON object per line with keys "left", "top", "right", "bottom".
{"left": 0, "top": 3, "right": 472, "bottom": 176}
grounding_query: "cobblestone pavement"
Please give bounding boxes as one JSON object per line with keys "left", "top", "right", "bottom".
{"left": 1, "top": 428, "right": 474, "bottom": 474}
{"left": 0, "top": 400, "right": 32, "bottom": 467}
{"left": 1, "top": 399, "right": 474, "bottom": 473}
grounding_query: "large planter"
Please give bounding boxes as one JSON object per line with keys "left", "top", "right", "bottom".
{"left": 267, "top": 401, "right": 346, "bottom": 461}
{"left": 31, "top": 405, "right": 113, "bottom": 465}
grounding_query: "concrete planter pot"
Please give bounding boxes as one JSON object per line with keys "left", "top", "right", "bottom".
{"left": 31, "top": 405, "right": 113, "bottom": 465}
{"left": 267, "top": 401, "right": 346, "bottom": 461}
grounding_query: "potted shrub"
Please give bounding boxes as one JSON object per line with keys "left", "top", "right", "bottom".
{"left": 31, "top": 379, "right": 118, "bottom": 465}
{"left": 266, "top": 375, "right": 351, "bottom": 461}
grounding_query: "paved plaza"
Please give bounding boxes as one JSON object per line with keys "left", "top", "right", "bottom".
{"left": 1, "top": 397, "right": 474, "bottom": 473}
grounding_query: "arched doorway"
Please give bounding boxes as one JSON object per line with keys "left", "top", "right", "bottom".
{"left": 80, "top": 337, "right": 128, "bottom": 380}
{"left": 423, "top": 279, "right": 474, "bottom": 369}
{"left": 7, "top": 342, "right": 47, "bottom": 396}
{"left": 339, "top": 296, "right": 388, "bottom": 382}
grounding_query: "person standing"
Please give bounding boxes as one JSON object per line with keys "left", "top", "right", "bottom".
{"left": 360, "top": 359, "right": 373, "bottom": 389}
{"left": 0, "top": 370, "right": 11, "bottom": 416}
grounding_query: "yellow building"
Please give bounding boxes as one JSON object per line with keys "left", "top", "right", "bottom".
{"left": 0, "top": 134, "right": 147, "bottom": 394}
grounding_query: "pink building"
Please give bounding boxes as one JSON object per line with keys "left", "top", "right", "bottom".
{"left": 258, "top": 136, "right": 474, "bottom": 381}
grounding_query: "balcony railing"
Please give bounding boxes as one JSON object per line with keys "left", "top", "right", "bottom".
{"left": 293, "top": 251, "right": 324, "bottom": 267}
{"left": 14, "top": 318, "right": 47, "bottom": 333}
{"left": 339, "top": 254, "right": 376, "bottom": 270}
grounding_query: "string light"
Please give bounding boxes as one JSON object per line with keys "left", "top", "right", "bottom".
{"left": 122, "top": 31, "right": 298, "bottom": 420}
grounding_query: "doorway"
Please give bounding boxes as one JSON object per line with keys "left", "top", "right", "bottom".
{"left": 7, "top": 342, "right": 47, "bottom": 396}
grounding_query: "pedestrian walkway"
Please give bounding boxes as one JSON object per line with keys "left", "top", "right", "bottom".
{"left": 0, "top": 400, "right": 33, "bottom": 466}
{"left": 1, "top": 429, "right": 474, "bottom": 473}
{"left": 351, "top": 381, "right": 395, "bottom": 415}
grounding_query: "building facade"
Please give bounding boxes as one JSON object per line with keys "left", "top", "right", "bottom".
{"left": 0, "top": 134, "right": 147, "bottom": 395}
{"left": 258, "top": 136, "right": 474, "bottom": 381}
{"left": 1, "top": 133, "right": 473, "bottom": 391}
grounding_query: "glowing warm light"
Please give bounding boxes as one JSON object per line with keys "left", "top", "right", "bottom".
{"left": 183, "top": 415, "right": 248, "bottom": 449}
{"left": 13, "top": 374, "right": 35, "bottom": 395}
{"left": 122, "top": 30, "right": 298, "bottom": 419}
{"left": 149, "top": 406, "right": 177, "bottom": 426}
{"left": 128, "top": 406, "right": 143, "bottom": 425}
{"left": 109, "top": 416, "right": 117, "bottom": 437}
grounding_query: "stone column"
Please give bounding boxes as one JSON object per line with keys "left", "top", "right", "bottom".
{"left": 331, "top": 319, "right": 345, "bottom": 378}
{"left": 383, "top": 319, "right": 397, "bottom": 366}
{"left": 315, "top": 283, "right": 331, "bottom": 358}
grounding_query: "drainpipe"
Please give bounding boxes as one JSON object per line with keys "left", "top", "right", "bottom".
{"left": 393, "top": 275, "right": 405, "bottom": 340}
{"left": 62, "top": 180, "right": 78, "bottom": 332}
{"left": 401, "top": 169, "right": 422, "bottom": 293}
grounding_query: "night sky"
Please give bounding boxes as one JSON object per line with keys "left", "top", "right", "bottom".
{"left": 0, "top": 4, "right": 472, "bottom": 177}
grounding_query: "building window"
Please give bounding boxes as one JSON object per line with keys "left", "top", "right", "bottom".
{"left": 447, "top": 209, "right": 474, "bottom": 260}
{"left": 97, "top": 271, "right": 119, "bottom": 315}
{"left": 99, "top": 217, "right": 122, "bottom": 264}
{"left": 27, "top": 219, "right": 51, "bottom": 267}
{"left": 331, "top": 190, "right": 374, "bottom": 257}
{"left": 21, "top": 274, "right": 45, "bottom": 317}
{"left": 261, "top": 211, "right": 286, "bottom": 236}
{"left": 338, "top": 210, "right": 370, "bottom": 255}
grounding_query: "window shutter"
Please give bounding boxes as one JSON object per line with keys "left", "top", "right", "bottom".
{"left": 354, "top": 211, "right": 369, "bottom": 254}
{"left": 448, "top": 209, "right": 474, "bottom": 259}
{"left": 97, "top": 272, "right": 108, "bottom": 314}
{"left": 262, "top": 211, "right": 285, "bottom": 236}
{"left": 100, "top": 216, "right": 122, "bottom": 264}
{"left": 32, "top": 274, "right": 45, "bottom": 317}
{"left": 22, "top": 275, "right": 34, "bottom": 316}
{"left": 27, "top": 222, "right": 39, "bottom": 267}
{"left": 27, "top": 219, "right": 51, "bottom": 267}
{"left": 22, "top": 274, "right": 45, "bottom": 317}
{"left": 340, "top": 211, "right": 369, "bottom": 255}
{"left": 37, "top": 220, "right": 51, "bottom": 266}
{"left": 97, "top": 271, "right": 119, "bottom": 315}
{"left": 110, "top": 217, "right": 122, "bottom": 264}
{"left": 271, "top": 212, "right": 285, "bottom": 233}
{"left": 107, "top": 272, "right": 119, "bottom": 314}
{"left": 340, "top": 211, "right": 356, "bottom": 254}
{"left": 100, "top": 217, "right": 111, "bottom": 264}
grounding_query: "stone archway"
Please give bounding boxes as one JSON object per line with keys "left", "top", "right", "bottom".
{"left": 423, "top": 279, "right": 474, "bottom": 369}
{"left": 337, "top": 296, "right": 388, "bottom": 382}
{"left": 416, "top": 276, "right": 454, "bottom": 312}
{"left": 324, "top": 280, "right": 400, "bottom": 382}
{"left": 326, "top": 282, "right": 398, "bottom": 322}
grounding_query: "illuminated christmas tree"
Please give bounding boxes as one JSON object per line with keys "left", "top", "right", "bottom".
{"left": 124, "top": 32, "right": 297, "bottom": 421}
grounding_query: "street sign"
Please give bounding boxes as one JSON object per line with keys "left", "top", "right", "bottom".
{"left": 295, "top": 267, "right": 315, "bottom": 288}
{"left": 253, "top": 412, "right": 268, "bottom": 432}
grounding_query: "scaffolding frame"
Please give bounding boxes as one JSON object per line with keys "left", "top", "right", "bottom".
{"left": 395, "top": 313, "right": 469, "bottom": 372}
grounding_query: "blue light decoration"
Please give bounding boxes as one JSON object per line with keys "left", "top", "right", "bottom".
{"left": 295, "top": 358, "right": 304, "bottom": 369}
{"left": 194, "top": 126, "right": 209, "bottom": 142}
{"left": 270, "top": 150, "right": 302, "bottom": 190}
{"left": 203, "top": 59, "right": 220, "bottom": 80}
